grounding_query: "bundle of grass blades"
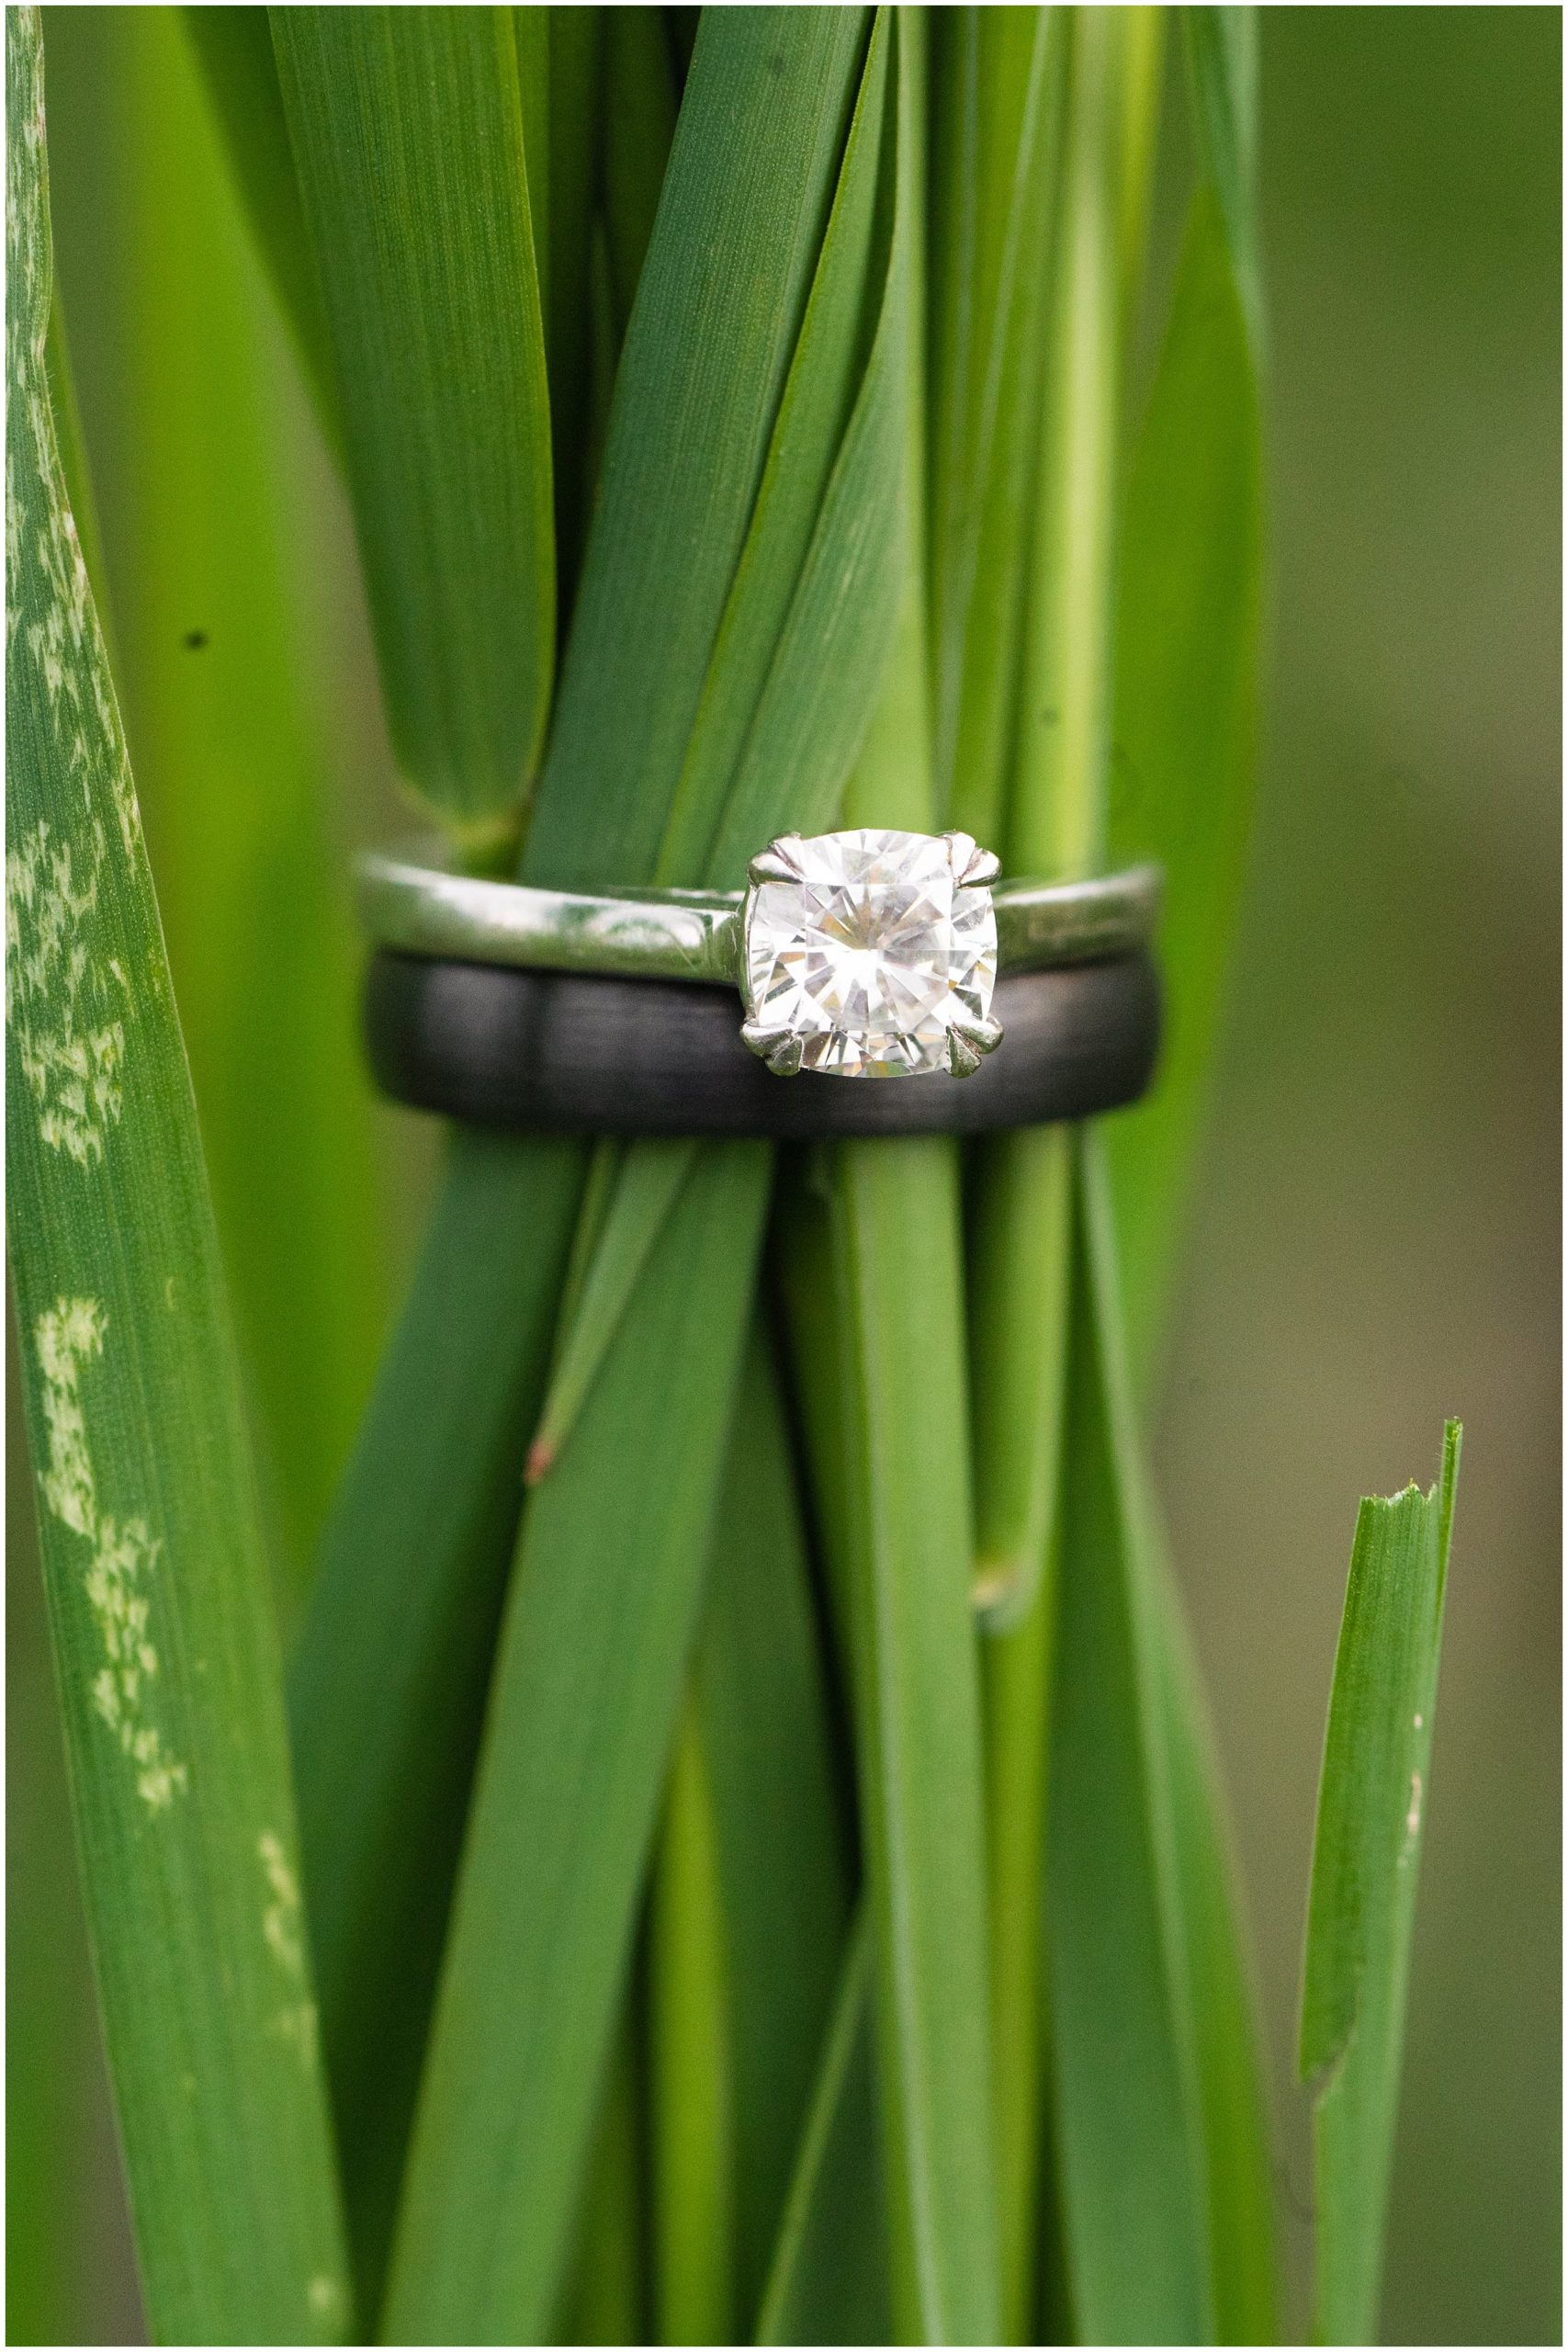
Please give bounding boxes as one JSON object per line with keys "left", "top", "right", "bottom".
{"left": 9, "top": 8, "right": 1462, "bottom": 2347}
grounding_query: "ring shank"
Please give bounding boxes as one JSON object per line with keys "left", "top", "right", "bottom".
{"left": 355, "top": 842, "right": 1160, "bottom": 985}
{"left": 365, "top": 949, "right": 1161, "bottom": 1141}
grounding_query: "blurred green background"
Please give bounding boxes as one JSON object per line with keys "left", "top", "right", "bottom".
{"left": 9, "top": 7, "right": 1560, "bottom": 2343}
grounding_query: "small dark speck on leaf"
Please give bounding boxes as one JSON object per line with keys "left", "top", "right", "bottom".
{"left": 183, "top": 629, "right": 209, "bottom": 650}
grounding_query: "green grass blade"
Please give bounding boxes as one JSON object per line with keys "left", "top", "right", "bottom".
{"left": 6, "top": 16, "right": 351, "bottom": 2335}
{"left": 288, "top": 1129, "right": 583, "bottom": 2307}
{"left": 1106, "top": 137, "right": 1264, "bottom": 1387}
{"left": 1047, "top": 1136, "right": 1211, "bottom": 2345}
{"left": 1300, "top": 1424, "right": 1462, "bottom": 2346}
{"left": 59, "top": 7, "right": 389, "bottom": 1591}
{"left": 272, "top": 6, "right": 554, "bottom": 837}
{"left": 544, "top": 6, "right": 604, "bottom": 597}
{"left": 1151, "top": 1547, "right": 1280, "bottom": 2345}
{"left": 563, "top": 2006, "right": 649, "bottom": 2346}
{"left": 654, "top": 7, "right": 891, "bottom": 885}
{"left": 1180, "top": 6, "right": 1261, "bottom": 344}
{"left": 179, "top": 4, "right": 339, "bottom": 439}
{"left": 928, "top": 5, "right": 1059, "bottom": 847}
{"left": 6, "top": 1317, "right": 120, "bottom": 2348}
{"left": 519, "top": 5, "right": 869, "bottom": 891}
{"left": 602, "top": 7, "right": 679, "bottom": 342}
{"left": 526, "top": 1138, "right": 697, "bottom": 1480}
{"left": 688, "top": 1323, "right": 853, "bottom": 2334}
{"left": 384, "top": 1142, "right": 772, "bottom": 2343}
{"left": 755, "top": 1905, "right": 892, "bottom": 2347}
{"left": 834, "top": 1131, "right": 999, "bottom": 2344}
{"left": 41, "top": 278, "right": 107, "bottom": 617}
{"left": 650, "top": 1704, "right": 736, "bottom": 2345}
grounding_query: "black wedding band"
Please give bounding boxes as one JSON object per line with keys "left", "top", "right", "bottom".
{"left": 364, "top": 950, "right": 1160, "bottom": 1141}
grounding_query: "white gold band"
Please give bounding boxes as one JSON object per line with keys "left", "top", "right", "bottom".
{"left": 356, "top": 839, "right": 1161, "bottom": 989}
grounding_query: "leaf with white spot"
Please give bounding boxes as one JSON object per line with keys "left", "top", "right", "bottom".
{"left": 5, "top": 13, "right": 350, "bottom": 2338}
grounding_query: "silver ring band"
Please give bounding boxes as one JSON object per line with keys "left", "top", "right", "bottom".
{"left": 355, "top": 839, "right": 1162, "bottom": 989}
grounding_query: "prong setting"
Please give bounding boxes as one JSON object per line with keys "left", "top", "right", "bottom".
{"left": 942, "top": 829, "right": 1002, "bottom": 888}
{"left": 946, "top": 1014, "right": 1004, "bottom": 1078}
{"left": 740, "top": 1020, "right": 804, "bottom": 1077}
{"left": 746, "top": 834, "right": 807, "bottom": 887}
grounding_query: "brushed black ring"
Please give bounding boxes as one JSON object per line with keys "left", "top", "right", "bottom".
{"left": 363, "top": 949, "right": 1160, "bottom": 1140}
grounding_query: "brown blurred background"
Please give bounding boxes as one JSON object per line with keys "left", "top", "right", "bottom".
{"left": 9, "top": 7, "right": 1561, "bottom": 2343}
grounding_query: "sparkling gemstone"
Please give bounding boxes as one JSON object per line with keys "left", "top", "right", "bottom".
{"left": 743, "top": 829, "right": 998, "bottom": 1077}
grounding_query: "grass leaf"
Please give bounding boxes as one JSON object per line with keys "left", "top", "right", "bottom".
{"left": 1105, "top": 183, "right": 1264, "bottom": 1381}
{"left": 833, "top": 1131, "right": 1000, "bottom": 2343}
{"left": 684, "top": 1323, "right": 853, "bottom": 2334}
{"left": 384, "top": 1142, "right": 772, "bottom": 2343}
{"left": 289, "top": 1130, "right": 583, "bottom": 2305}
{"left": 60, "top": 6, "right": 389, "bottom": 1591}
{"left": 755, "top": 1905, "right": 892, "bottom": 2347}
{"left": 6, "top": 15, "right": 350, "bottom": 2333}
{"left": 179, "top": 5, "right": 339, "bottom": 439}
{"left": 1180, "top": 6, "right": 1262, "bottom": 345}
{"left": 1048, "top": 1137, "right": 1211, "bottom": 2345}
{"left": 520, "top": 6, "right": 870, "bottom": 892}
{"left": 928, "top": 5, "right": 1059, "bottom": 848}
{"left": 272, "top": 5, "right": 555, "bottom": 835}
{"left": 1300, "top": 1423, "right": 1461, "bottom": 2346}
{"left": 1151, "top": 1543, "right": 1280, "bottom": 2343}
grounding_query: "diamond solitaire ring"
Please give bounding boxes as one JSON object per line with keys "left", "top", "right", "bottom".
{"left": 356, "top": 832, "right": 1160, "bottom": 1088}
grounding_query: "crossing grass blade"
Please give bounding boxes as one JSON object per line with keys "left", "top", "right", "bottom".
{"left": 179, "top": 6, "right": 339, "bottom": 439}
{"left": 289, "top": 1129, "right": 584, "bottom": 2307}
{"left": 1300, "top": 1424, "right": 1461, "bottom": 2346}
{"left": 520, "top": 6, "right": 871, "bottom": 894}
{"left": 543, "top": 6, "right": 604, "bottom": 599}
{"left": 1106, "top": 40, "right": 1264, "bottom": 1384}
{"left": 1151, "top": 1544, "right": 1280, "bottom": 2345}
{"left": 650, "top": 1703, "right": 735, "bottom": 2346}
{"left": 680, "top": 1323, "right": 852, "bottom": 2336}
{"left": 62, "top": 6, "right": 388, "bottom": 1594}
{"left": 601, "top": 8, "right": 679, "bottom": 345}
{"left": 271, "top": 5, "right": 555, "bottom": 838}
{"left": 5, "top": 15, "right": 351, "bottom": 2335}
{"left": 1047, "top": 1137, "right": 1211, "bottom": 2346}
{"left": 928, "top": 5, "right": 1060, "bottom": 849}
{"left": 1180, "top": 6, "right": 1262, "bottom": 345}
{"left": 384, "top": 1140, "right": 773, "bottom": 2344}
{"left": 755, "top": 1905, "right": 893, "bottom": 2347}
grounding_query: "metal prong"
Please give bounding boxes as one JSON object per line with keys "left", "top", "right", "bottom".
{"left": 947, "top": 1015, "right": 1004, "bottom": 1078}
{"left": 741, "top": 1021, "right": 804, "bottom": 1076}
{"left": 747, "top": 834, "right": 807, "bottom": 887}
{"left": 942, "top": 830, "right": 1000, "bottom": 888}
